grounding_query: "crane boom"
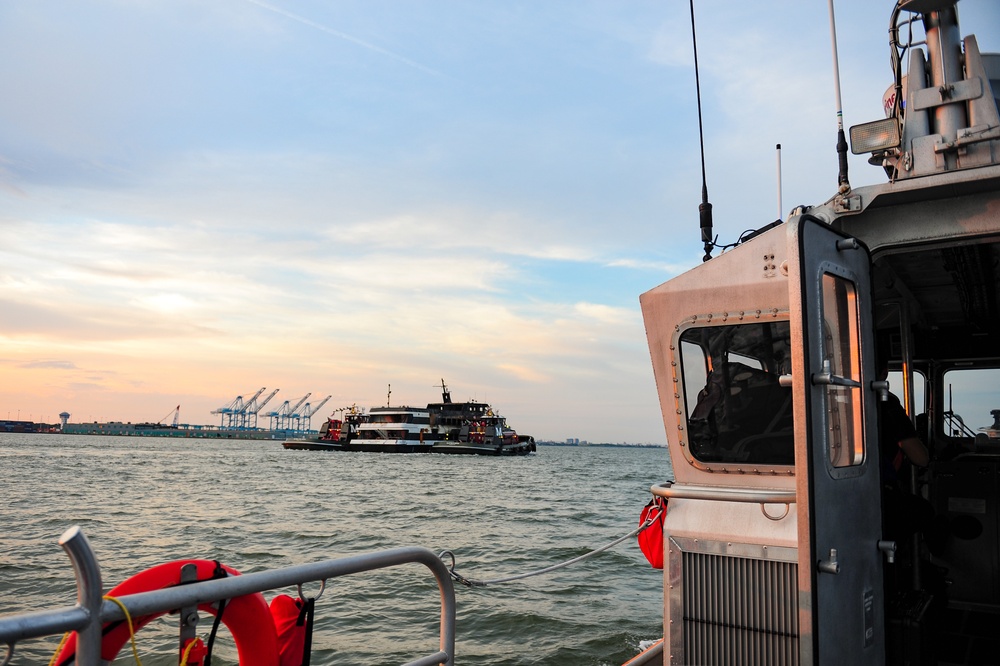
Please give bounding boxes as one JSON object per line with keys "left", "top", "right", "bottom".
{"left": 288, "top": 393, "right": 311, "bottom": 415}
{"left": 303, "top": 395, "right": 332, "bottom": 417}
{"left": 237, "top": 387, "right": 267, "bottom": 415}
{"left": 158, "top": 405, "right": 180, "bottom": 426}
{"left": 254, "top": 388, "right": 280, "bottom": 413}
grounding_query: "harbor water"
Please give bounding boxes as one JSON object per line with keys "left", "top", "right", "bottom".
{"left": 0, "top": 434, "right": 670, "bottom": 665}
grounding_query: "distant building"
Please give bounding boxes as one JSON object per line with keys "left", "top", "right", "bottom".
{"left": 59, "top": 412, "right": 70, "bottom": 429}
{"left": 1, "top": 420, "right": 37, "bottom": 433}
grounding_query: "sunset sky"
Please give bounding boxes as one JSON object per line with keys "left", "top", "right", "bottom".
{"left": 2, "top": 0, "right": 998, "bottom": 443}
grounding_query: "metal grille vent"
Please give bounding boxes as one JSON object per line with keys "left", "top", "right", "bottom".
{"left": 682, "top": 551, "right": 799, "bottom": 665}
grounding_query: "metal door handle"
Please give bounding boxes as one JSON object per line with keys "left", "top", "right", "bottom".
{"left": 812, "top": 359, "right": 861, "bottom": 388}
{"left": 878, "top": 540, "right": 897, "bottom": 564}
{"left": 818, "top": 548, "right": 840, "bottom": 574}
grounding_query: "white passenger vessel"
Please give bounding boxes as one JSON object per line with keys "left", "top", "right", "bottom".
{"left": 346, "top": 405, "right": 442, "bottom": 453}
{"left": 283, "top": 382, "right": 535, "bottom": 455}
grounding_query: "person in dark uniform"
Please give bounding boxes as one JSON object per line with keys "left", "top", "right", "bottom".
{"left": 876, "top": 354, "right": 932, "bottom": 548}
{"left": 879, "top": 386, "right": 929, "bottom": 484}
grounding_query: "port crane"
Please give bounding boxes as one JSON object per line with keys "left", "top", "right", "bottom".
{"left": 157, "top": 405, "right": 180, "bottom": 428}
{"left": 244, "top": 388, "right": 279, "bottom": 430}
{"left": 211, "top": 388, "right": 266, "bottom": 430}
{"left": 298, "top": 395, "right": 332, "bottom": 432}
{"left": 263, "top": 393, "right": 311, "bottom": 432}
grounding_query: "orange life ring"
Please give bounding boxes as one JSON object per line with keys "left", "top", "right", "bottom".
{"left": 55, "top": 559, "right": 280, "bottom": 665}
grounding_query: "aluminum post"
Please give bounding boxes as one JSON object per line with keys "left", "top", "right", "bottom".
{"left": 59, "top": 526, "right": 104, "bottom": 665}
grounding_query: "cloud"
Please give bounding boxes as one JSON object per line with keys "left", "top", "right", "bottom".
{"left": 605, "top": 257, "right": 690, "bottom": 274}
{"left": 496, "top": 363, "right": 549, "bottom": 384}
{"left": 19, "top": 360, "right": 77, "bottom": 370}
{"left": 647, "top": 19, "right": 694, "bottom": 69}
{"left": 573, "top": 302, "right": 637, "bottom": 326}
{"left": 241, "top": 0, "right": 447, "bottom": 78}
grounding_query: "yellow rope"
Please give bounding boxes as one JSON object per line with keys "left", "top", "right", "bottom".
{"left": 179, "top": 638, "right": 201, "bottom": 666}
{"left": 47, "top": 596, "right": 201, "bottom": 666}
{"left": 103, "top": 595, "right": 143, "bottom": 666}
{"left": 46, "top": 632, "right": 70, "bottom": 666}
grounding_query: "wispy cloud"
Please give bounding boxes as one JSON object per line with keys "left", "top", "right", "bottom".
{"left": 19, "top": 360, "right": 77, "bottom": 370}
{"left": 242, "top": 0, "right": 447, "bottom": 78}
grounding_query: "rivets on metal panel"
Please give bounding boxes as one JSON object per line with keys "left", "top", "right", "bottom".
{"left": 755, "top": 310, "right": 762, "bottom": 318}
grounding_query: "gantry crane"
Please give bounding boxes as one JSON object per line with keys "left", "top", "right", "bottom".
{"left": 298, "top": 395, "right": 332, "bottom": 432}
{"left": 244, "top": 388, "right": 279, "bottom": 430}
{"left": 263, "top": 393, "right": 311, "bottom": 432}
{"left": 212, "top": 388, "right": 266, "bottom": 430}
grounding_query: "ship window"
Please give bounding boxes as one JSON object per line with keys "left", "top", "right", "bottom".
{"left": 822, "top": 273, "right": 865, "bottom": 468}
{"left": 680, "top": 320, "right": 794, "bottom": 465}
{"left": 941, "top": 367, "right": 1000, "bottom": 442}
{"left": 886, "top": 370, "right": 926, "bottom": 418}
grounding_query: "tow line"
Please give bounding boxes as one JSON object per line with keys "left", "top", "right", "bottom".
{"left": 439, "top": 506, "right": 663, "bottom": 588}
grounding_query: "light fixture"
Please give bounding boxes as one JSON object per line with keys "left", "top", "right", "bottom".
{"left": 849, "top": 118, "right": 901, "bottom": 155}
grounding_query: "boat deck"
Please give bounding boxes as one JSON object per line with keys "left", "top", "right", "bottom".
{"left": 936, "top": 607, "right": 1000, "bottom": 666}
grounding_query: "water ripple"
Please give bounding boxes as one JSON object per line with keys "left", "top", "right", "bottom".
{"left": 0, "top": 434, "right": 669, "bottom": 665}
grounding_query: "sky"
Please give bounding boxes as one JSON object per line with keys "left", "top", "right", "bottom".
{"left": 2, "top": 0, "right": 998, "bottom": 443}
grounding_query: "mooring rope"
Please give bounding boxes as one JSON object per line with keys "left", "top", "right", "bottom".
{"left": 439, "top": 504, "right": 663, "bottom": 588}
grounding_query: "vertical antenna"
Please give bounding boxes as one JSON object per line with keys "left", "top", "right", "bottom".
{"left": 775, "top": 143, "right": 783, "bottom": 221}
{"left": 689, "top": 0, "right": 714, "bottom": 261}
{"left": 827, "top": 0, "right": 851, "bottom": 192}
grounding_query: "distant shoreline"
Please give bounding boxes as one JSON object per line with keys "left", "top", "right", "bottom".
{"left": 2, "top": 422, "right": 666, "bottom": 447}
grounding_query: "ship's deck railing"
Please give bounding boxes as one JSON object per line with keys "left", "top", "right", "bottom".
{"left": 0, "top": 526, "right": 456, "bottom": 666}
{"left": 651, "top": 481, "right": 796, "bottom": 504}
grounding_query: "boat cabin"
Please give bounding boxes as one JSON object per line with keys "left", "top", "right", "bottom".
{"left": 640, "top": 1, "right": 1000, "bottom": 663}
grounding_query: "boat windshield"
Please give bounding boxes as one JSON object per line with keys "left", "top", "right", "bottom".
{"left": 679, "top": 320, "right": 794, "bottom": 465}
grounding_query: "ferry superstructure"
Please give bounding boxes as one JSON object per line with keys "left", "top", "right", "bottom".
{"left": 344, "top": 406, "right": 440, "bottom": 453}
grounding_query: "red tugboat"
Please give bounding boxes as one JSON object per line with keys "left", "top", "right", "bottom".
{"left": 281, "top": 405, "right": 367, "bottom": 451}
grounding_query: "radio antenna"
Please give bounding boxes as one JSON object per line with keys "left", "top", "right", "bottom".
{"left": 826, "top": 0, "right": 851, "bottom": 192}
{"left": 775, "top": 143, "right": 783, "bottom": 221}
{"left": 688, "top": 0, "right": 714, "bottom": 262}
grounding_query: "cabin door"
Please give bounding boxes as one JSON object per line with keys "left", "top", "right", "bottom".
{"left": 788, "top": 215, "right": 884, "bottom": 664}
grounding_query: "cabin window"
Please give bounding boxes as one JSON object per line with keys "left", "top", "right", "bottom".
{"left": 941, "top": 367, "right": 1000, "bottom": 441}
{"left": 887, "top": 370, "right": 926, "bottom": 417}
{"left": 822, "top": 274, "right": 865, "bottom": 467}
{"left": 679, "top": 320, "right": 794, "bottom": 465}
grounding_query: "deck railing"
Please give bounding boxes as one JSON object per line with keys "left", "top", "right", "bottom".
{"left": 0, "top": 526, "right": 456, "bottom": 666}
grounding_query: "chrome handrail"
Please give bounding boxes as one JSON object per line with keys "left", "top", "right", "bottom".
{"left": 0, "top": 526, "right": 456, "bottom": 666}
{"left": 651, "top": 482, "right": 796, "bottom": 504}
